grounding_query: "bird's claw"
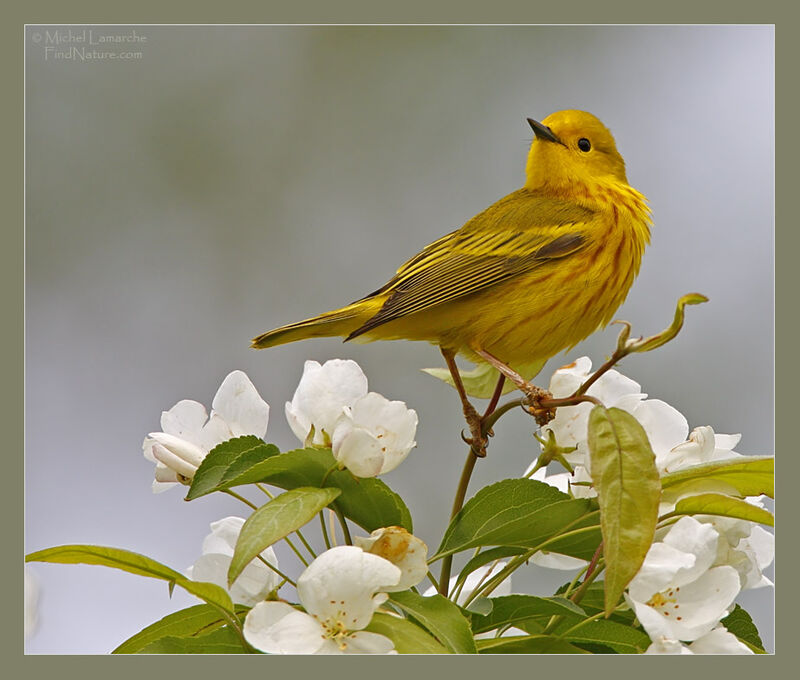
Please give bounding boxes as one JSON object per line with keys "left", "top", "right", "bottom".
{"left": 460, "top": 428, "right": 489, "bottom": 457}
{"left": 522, "top": 384, "right": 557, "bottom": 427}
{"left": 460, "top": 403, "right": 489, "bottom": 457}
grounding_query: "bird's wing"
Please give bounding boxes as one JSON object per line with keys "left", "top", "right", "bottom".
{"left": 346, "top": 190, "right": 595, "bottom": 340}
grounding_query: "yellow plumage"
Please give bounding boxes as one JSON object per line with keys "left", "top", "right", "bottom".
{"left": 252, "top": 110, "right": 651, "bottom": 381}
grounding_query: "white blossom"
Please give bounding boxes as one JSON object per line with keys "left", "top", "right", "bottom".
{"left": 331, "top": 392, "right": 418, "bottom": 477}
{"left": 353, "top": 527, "right": 428, "bottom": 591}
{"left": 701, "top": 514, "right": 774, "bottom": 590}
{"left": 244, "top": 546, "right": 400, "bottom": 654}
{"left": 540, "top": 357, "right": 688, "bottom": 472}
{"left": 142, "top": 371, "right": 269, "bottom": 492}
{"left": 645, "top": 626, "right": 753, "bottom": 654}
{"left": 626, "top": 517, "right": 741, "bottom": 642}
{"left": 186, "top": 516, "right": 280, "bottom": 606}
{"left": 285, "top": 359, "right": 368, "bottom": 447}
{"left": 660, "top": 425, "right": 743, "bottom": 474}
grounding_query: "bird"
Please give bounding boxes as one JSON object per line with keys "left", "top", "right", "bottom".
{"left": 252, "top": 110, "right": 651, "bottom": 455}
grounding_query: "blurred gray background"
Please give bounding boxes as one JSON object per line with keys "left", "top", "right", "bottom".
{"left": 25, "top": 25, "right": 774, "bottom": 654}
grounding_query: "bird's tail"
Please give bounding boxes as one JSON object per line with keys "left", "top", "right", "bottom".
{"left": 251, "top": 305, "right": 368, "bottom": 349}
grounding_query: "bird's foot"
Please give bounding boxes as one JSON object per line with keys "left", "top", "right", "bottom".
{"left": 460, "top": 402, "right": 489, "bottom": 457}
{"left": 522, "top": 384, "right": 557, "bottom": 427}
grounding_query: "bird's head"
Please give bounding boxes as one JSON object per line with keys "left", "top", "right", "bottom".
{"left": 524, "top": 110, "right": 628, "bottom": 190}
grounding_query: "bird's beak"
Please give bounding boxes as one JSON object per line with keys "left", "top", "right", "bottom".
{"left": 527, "top": 117, "right": 562, "bottom": 144}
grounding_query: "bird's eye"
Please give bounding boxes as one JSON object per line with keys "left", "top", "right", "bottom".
{"left": 577, "top": 138, "right": 591, "bottom": 152}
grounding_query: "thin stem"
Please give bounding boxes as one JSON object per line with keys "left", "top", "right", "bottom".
{"left": 255, "top": 482, "right": 275, "bottom": 499}
{"left": 580, "top": 542, "right": 604, "bottom": 588}
{"left": 329, "top": 509, "right": 338, "bottom": 547}
{"left": 293, "top": 527, "right": 318, "bottom": 560}
{"left": 481, "top": 398, "right": 525, "bottom": 435}
{"left": 439, "top": 449, "right": 478, "bottom": 595}
{"left": 333, "top": 504, "right": 353, "bottom": 545}
{"left": 319, "top": 512, "right": 332, "bottom": 550}
{"left": 537, "top": 394, "right": 603, "bottom": 409}
{"left": 425, "top": 570, "right": 440, "bottom": 592}
{"left": 223, "top": 489, "right": 257, "bottom": 510}
{"left": 255, "top": 553, "right": 296, "bottom": 587}
{"left": 562, "top": 562, "right": 591, "bottom": 598}
{"left": 569, "top": 560, "right": 605, "bottom": 605}
{"left": 320, "top": 462, "right": 339, "bottom": 488}
{"left": 573, "top": 349, "right": 628, "bottom": 397}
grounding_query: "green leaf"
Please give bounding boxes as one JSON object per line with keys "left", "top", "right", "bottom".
{"left": 228, "top": 487, "right": 341, "bottom": 585}
{"left": 433, "top": 478, "right": 594, "bottom": 560}
{"left": 187, "top": 436, "right": 278, "bottom": 500}
{"left": 721, "top": 605, "right": 766, "bottom": 652}
{"left": 365, "top": 612, "right": 450, "bottom": 654}
{"left": 113, "top": 604, "right": 249, "bottom": 654}
{"left": 476, "top": 635, "right": 590, "bottom": 654}
{"left": 422, "top": 358, "right": 546, "bottom": 398}
{"left": 470, "top": 595, "right": 585, "bottom": 634}
{"left": 587, "top": 406, "right": 661, "bottom": 616}
{"left": 188, "top": 446, "right": 413, "bottom": 533}
{"left": 555, "top": 618, "right": 651, "bottom": 654}
{"left": 389, "top": 591, "right": 477, "bottom": 654}
{"left": 26, "top": 545, "right": 234, "bottom": 613}
{"left": 672, "top": 493, "right": 774, "bottom": 526}
{"left": 661, "top": 456, "right": 774, "bottom": 500}
{"left": 137, "top": 626, "right": 247, "bottom": 653}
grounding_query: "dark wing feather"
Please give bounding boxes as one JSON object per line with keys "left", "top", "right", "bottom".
{"left": 346, "top": 190, "right": 595, "bottom": 340}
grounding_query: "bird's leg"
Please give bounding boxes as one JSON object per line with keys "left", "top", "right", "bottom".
{"left": 441, "top": 348, "right": 488, "bottom": 457}
{"left": 481, "top": 374, "right": 505, "bottom": 438}
{"left": 473, "top": 348, "right": 556, "bottom": 427}
{"left": 484, "top": 374, "right": 505, "bottom": 419}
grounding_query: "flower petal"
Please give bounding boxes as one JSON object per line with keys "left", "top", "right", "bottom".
{"left": 244, "top": 602, "right": 327, "bottom": 654}
{"left": 662, "top": 517, "right": 719, "bottom": 586}
{"left": 687, "top": 626, "right": 754, "bottom": 654}
{"left": 644, "top": 637, "right": 693, "bottom": 654}
{"left": 286, "top": 360, "right": 369, "bottom": 446}
{"left": 150, "top": 441, "right": 199, "bottom": 479}
{"left": 531, "top": 551, "right": 589, "bottom": 570}
{"left": 297, "top": 546, "right": 401, "bottom": 629}
{"left": 632, "top": 565, "right": 741, "bottom": 642}
{"left": 148, "top": 432, "right": 205, "bottom": 470}
{"left": 354, "top": 527, "right": 428, "bottom": 591}
{"left": 210, "top": 370, "right": 270, "bottom": 438}
{"left": 343, "top": 630, "right": 396, "bottom": 654}
{"left": 160, "top": 399, "right": 209, "bottom": 445}
{"left": 201, "top": 516, "right": 245, "bottom": 556}
{"left": 332, "top": 427, "right": 386, "bottom": 478}
{"left": 624, "top": 398, "right": 689, "bottom": 464}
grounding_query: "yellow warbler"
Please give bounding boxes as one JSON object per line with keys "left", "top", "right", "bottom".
{"left": 252, "top": 111, "right": 651, "bottom": 446}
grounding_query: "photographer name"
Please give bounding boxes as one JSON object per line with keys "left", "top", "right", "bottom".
{"left": 43, "top": 29, "right": 148, "bottom": 45}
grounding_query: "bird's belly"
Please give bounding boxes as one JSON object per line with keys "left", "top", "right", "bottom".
{"left": 466, "top": 273, "right": 622, "bottom": 363}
